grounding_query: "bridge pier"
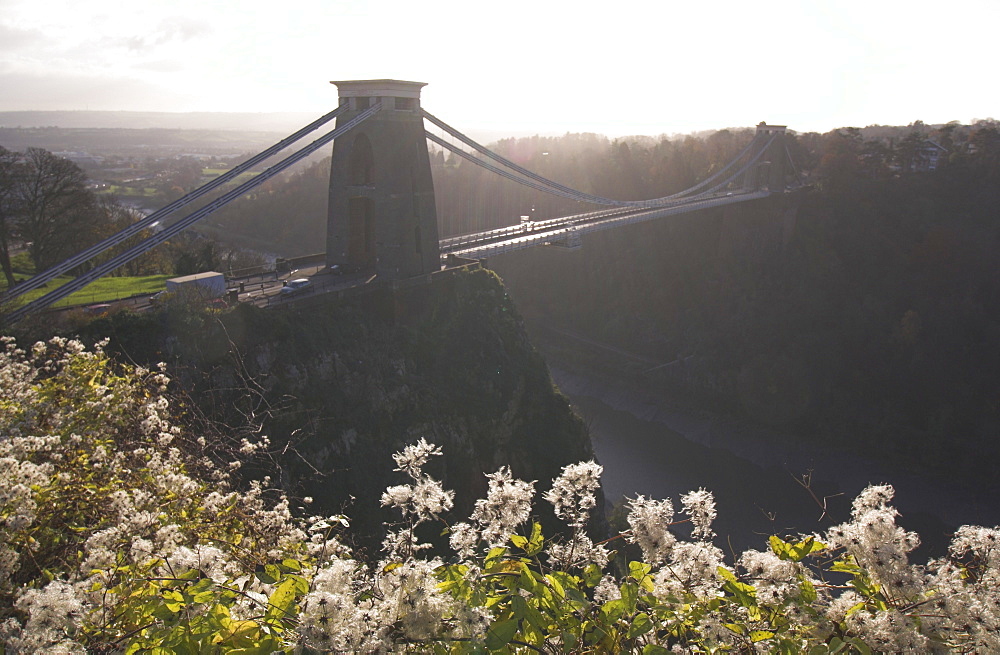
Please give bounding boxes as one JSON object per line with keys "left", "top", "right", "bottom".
{"left": 326, "top": 80, "right": 441, "bottom": 279}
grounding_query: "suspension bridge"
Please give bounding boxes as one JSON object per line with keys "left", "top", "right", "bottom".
{"left": 1, "top": 80, "right": 800, "bottom": 324}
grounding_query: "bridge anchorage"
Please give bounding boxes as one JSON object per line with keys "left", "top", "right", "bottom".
{"left": 1, "top": 78, "right": 801, "bottom": 324}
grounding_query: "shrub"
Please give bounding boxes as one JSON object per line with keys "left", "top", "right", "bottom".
{"left": 1, "top": 337, "right": 999, "bottom": 652}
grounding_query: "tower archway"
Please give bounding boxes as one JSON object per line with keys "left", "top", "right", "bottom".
{"left": 349, "top": 133, "right": 374, "bottom": 186}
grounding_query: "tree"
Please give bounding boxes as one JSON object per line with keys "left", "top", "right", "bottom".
{"left": 169, "top": 233, "right": 223, "bottom": 275}
{"left": 92, "top": 195, "right": 170, "bottom": 276}
{"left": 895, "top": 129, "right": 927, "bottom": 174}
{"left": 0, "top": 146, "right": 20, "bottom": 286}
{"left": 817, "top": 127, "right": 864, "bottom": 191}
{"left": 13, "top": 147, "right": 106, "bottom": 271}
{"left": 969, "top": 119, "right": 1000, "bottom": 172}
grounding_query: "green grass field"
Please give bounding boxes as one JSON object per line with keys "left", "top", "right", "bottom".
{"left": 103, "top": 185, "right": 159, "bottom": 197}
{"left": 201, "top": 169, "right": 259, "bottom": 184}
{"left": 3, "top": 252, "right": 172, "bottom": 308}
{"left": 2, "top": 273, "right": 172, "bottom": 308}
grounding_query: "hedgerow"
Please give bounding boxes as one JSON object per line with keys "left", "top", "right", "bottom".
{"left": 1, "top": 337, "right": 998, "bottom": 653}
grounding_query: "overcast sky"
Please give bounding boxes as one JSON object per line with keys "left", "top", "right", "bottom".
{"left": 1, "top": 0, "right": 996, "bottom": 137}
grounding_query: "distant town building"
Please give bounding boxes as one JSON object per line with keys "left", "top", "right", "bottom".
{"left": 911, "top": 140, "right": 948, "bottom": 172}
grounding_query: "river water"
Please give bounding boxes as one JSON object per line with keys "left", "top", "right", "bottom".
{"left": 549, "top": 365, "right": 1000, "bottom": 559}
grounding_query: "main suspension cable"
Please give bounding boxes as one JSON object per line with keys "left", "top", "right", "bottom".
{"left": 4, "top": 103, "right": 381, "bottom": 323}
{"left": 423, "top": 109, "right": 764, "bottom": 207}
{"left": 5, "top": 104, "right": 350, "bottom": 302}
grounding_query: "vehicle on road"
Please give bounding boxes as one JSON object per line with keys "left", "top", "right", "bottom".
{"left": 84, "top": 304, "right": 112, "bottom": 316}
{"left": 280, "top": 278, "right": 312, "bottom": 295}
{"left": 166, "top": 271, "right": 226, "bottom": 299}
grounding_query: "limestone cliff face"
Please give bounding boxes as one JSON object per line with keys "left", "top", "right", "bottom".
{"left": 81, "top": 267, "right": 597, "bottom": 542}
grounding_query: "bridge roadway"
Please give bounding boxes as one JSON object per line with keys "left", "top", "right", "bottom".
{"left": 439, "top": 189, "right": 771, "bottom": 260}
{"left": 45, "top": 190, "right": 775, "bottom": 316}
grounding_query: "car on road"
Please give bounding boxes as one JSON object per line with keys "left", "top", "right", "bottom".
{"left": 280, "top": 278, "right": 312, "bottom": 295}
{"left": 84, "top": 303, "right": 112, "bottom": 316}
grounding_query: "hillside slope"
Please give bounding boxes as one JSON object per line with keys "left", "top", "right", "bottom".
{"left": 43, "top": 267, "right": 597, "bottom": 544}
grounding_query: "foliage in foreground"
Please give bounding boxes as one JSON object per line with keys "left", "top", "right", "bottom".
{"left": 1, "top": 338, "right": 999, "bottom": 653}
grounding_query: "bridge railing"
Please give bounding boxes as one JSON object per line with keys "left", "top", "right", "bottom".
{"left": 444, "top": 191, "right": 771, "bottom": 260}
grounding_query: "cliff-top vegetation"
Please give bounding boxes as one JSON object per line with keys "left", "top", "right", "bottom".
{"left": 3, "top": 335, "right": 1000, "bottom": 652}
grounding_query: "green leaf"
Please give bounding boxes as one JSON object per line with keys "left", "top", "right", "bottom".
{"left": 287, "top": 574, "right": 309, "bottom": 595}
{"left": 265, "top": 576, "right": 303, "bottom": 621}
{"left": 791, "top": 536, "right": 826, "bottom": 561}
{"left": 161, "top": 588, "right": 185, "bottom": 612}
{"left": 511, "top": 595, "right": 527, "bottom": 621}
{"left": 486, "top": 547, "right": 507, "bottom": 562}
{"left": 525, "top": 521, "right": 544, "bottom": 556}
{"left": 518, "top": 565, "right": 541, "bottom": 595}
{"left": 629, "top": 560, "right": 652, "bottom": 581}
{"left": 799, "top": 575, "right": 817, "bottom": 604}
{"left": 545, "top": 573, "right": 565, "bottom": 599}
{"left": 565, "top": 586, "right": 589, "bottom": 605}
{"left": 600, "top": 598, "right": 625, "bottom": 623}
{"left": 627, "top": 612, "right": 653, "bottom": 639}
{"left": 188, "top": 577, "right": 215, "bottom": 604}
{"left": 620, "top": 581, "right": 638, "bottom": 613}
{"left": 717, "top": 566, "right": 738, "bottom": 583}
{"left": 254, "top": 563, "right": 281, "bottom": 584}
{"left": 642, "top": 645, "right": 671, "bottom": 655}
{"left": 830, "top": 558, "right": 862, "bottom": 574}
{"left": 153, "top": 601, "right": 181, "bottom": 618}
{"left": 280, "top": 558, "right": 302, "bottom": 572}
{"left": 522, "top": 600, "right": 548, "bottom": 633}
{"left": 190, "top": 588, "right": 216, "bottom": 604}
{"left": 484, "top": 617, "right": 520, "bottom": 650}
{"left": 769, "top": 535, "right": 792, "bottom": 559}
{"left": 583, "top": 564, "right": 603, "bottom": 588}
{"left": 750, "top": 630, "right": 776, "bottom": 642}
{"left": 510, "top": 534, "right": 528, "bottom": 550}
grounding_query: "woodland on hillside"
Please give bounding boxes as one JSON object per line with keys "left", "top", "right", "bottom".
{"left": 197, "top": 117, "right": 1000, "bottom": 485}
{"left": 3, "top": 120, "right": 1000, "bottom": 652}
{"left": 4, "top": 119, "right": 999, "bottom": 484}
{"left": 489, "top": 120, "right": 1000, "bottom": 486}
{"left": 196, "top": 120, "right": 998, "bottom": 253}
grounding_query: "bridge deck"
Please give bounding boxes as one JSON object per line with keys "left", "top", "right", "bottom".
{"left": 440, "top": 190, "right": 771, "bottom": 260}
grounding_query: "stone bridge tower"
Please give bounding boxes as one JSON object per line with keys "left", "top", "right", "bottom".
{"left": 326, "top": 80, "right": 440, "bottom": 279}
{"left": 748, "top": 122, "right": 789, "bottom": 191}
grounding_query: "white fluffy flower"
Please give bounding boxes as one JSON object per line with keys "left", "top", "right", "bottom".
{"left": 392, "top": 438, "right": 442, "bottom": 480}
{"left": 680, "top": 488, "right": 717, "bottom": 540}
{"left": 544, "top": 461, "right": 602, "bottom": 529}
{"left": 626, "top": 495, "right": 676, "bottom": 565}
{"left": 469, "top": 467, "right": 535, "bottom": 548}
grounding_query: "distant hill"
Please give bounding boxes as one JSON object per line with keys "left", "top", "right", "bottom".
{"left": 0, "top": 110, "right": 318, "bottom": 132}
{"left": 0, "top": 111, "right": 545, "bottom": 150}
